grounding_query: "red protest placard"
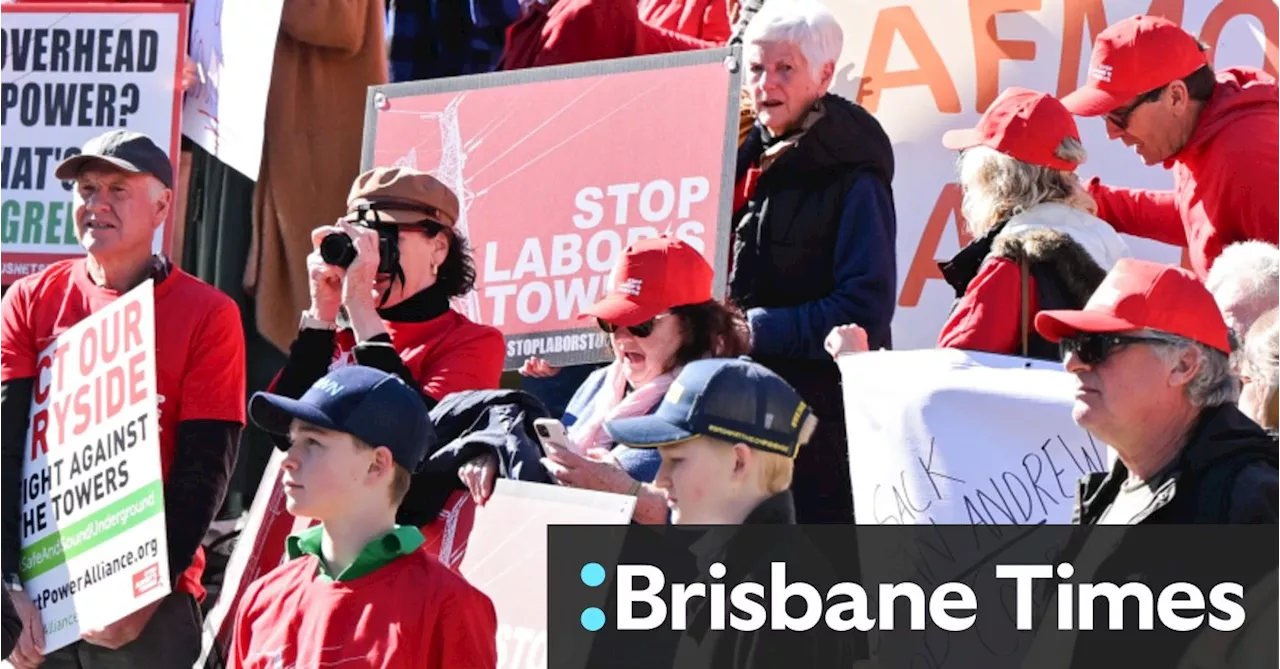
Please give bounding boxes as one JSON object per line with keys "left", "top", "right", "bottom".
{"left": 1, "top": 3, "right": 187, "bottom": 285}
{"left": 363, "top": 49, "right": 741, "bottom": 369}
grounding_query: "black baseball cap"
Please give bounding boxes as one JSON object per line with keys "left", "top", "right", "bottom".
{"left": 605, "top": 357, "right": 815, "bottom": 458}
{"left": 248, "top": 365, "right": 435, "bottom": 472}
{"left": 55, "top": 130, "right": 174, "bottom": 189}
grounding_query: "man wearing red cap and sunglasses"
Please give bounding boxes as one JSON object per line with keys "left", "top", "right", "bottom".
{"left": 1035, "top": 258, "right": 1277, "bottom": 525}
{"left": 1060, "top": 15, "right": 1278, "bottom": 280}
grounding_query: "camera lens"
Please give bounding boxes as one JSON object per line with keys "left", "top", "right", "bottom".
{"left": 536, "top": 425, "right": 550, "bottom": 438}
{"left": 320, "top": 232, "right": 357, "bottom": 269}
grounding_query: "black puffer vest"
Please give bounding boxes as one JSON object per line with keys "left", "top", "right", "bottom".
{"left": 729, "top": 94, "right": 895, "bottom": 348}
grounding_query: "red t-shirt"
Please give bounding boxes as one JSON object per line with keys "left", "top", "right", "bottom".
{"left": 330, "top": 310, "right": 505, "bottom": 402}
{"left": 230, "top": 548, "right": 498, "bottom": 669}
{"left": 0, "top": 258, "right": 247, "bottom": 598}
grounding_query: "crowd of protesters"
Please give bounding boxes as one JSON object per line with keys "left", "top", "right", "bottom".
{"left": 0, "top": 0, "right": 1277, "bottom": 667}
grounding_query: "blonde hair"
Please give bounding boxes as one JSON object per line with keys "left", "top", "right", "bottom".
{"left": 756, "top": 450, "right": 795, "bottom": 494}
{"left": 756, "top": 413, "right": 816, "bottom": 494}
{"left": 957, "top": 139, "right": 1096, "bottom": 238}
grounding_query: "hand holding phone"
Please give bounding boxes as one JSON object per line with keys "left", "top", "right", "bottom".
{"left": 533, "top": 418, "right": 578, "bottom": 455}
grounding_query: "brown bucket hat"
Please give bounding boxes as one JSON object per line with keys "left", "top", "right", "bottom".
{"left": 343, "top": 166, "right": 460, "bottom": 227}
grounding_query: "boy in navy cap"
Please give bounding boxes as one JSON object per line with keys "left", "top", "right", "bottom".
{"left": 605, "top": 357, "right": 818, "bottom": 524}
{"left": 605, "top": 359, "right": 853, "bottom": 668}
{"left": 231, "top": 366, "right": 497, "bottom": 669}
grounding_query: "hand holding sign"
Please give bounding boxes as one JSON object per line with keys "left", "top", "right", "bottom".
{"left": 825, "top": 324, "right": 870, "bottom": 358}
{"left": 80, "top": 597, "right": 161, "bottom": 649}
{"left": 8, "top": 590, "right": 45, "bottom": 668}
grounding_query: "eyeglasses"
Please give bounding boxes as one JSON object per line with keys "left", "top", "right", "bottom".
{"left": 597, "top": 314, "right": 668, "bottom": 338}
{"left": 1060, "top": 332, "right": 1179, "bottom": 365}
{"left": 1105, "top": 86, "right": 1165, "bottom": 130}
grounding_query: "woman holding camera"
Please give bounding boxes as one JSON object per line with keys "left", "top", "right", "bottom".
{"left": 457, "top": 236, "right": 750, "bottom": 523}
{"left": 269, "top": 166, "right": 504, "bottom": 408}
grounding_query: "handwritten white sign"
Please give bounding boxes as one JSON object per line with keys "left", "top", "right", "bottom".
{"left": 182, "top": 0, "right": 283, "bottom": 180}
{"left": 839, "top": 348, "right": 1112, "bottom": 526}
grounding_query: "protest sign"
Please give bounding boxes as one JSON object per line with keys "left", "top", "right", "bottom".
{"left": 182, "top": 0, "right": 283, "bottom": 180}
{"left": 838, "top": 348, "right": 1110, "bottom": 525}
{"left": 19, "top": 281, "right": 169, "bottom": 653}
{"left": 363, "top": 49, "right": 741, "bottom": 369}
{"left": 197, "top": 455, "right": 477, "bottom": 668}
{"left": 460, "top": 480, "right": 636, "bottom": 669}
{"left": 839, "top": 348, "right": 1114, "bottom": 667}
{"left": 0, "top": 3, "right": 186, "bottom": 285}
{"left": 821, "top": 0, "right": 1276, "bottom": 349}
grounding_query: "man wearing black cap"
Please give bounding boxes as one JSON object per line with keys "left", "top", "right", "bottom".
{"left": 0, "top": 130, "right": 246, "bottom": 667}
{"left": 232, "top": 365, "right": 497, "bottom": 668}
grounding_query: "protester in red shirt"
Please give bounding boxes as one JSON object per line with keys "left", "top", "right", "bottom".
{"left": 266, "top": 166, "right": 503, "bottom": 529}
{"left": 1060, "top": 15, "right": 1279, "bottom": 279}
{"left": 232, "top": 365, "right": 497, "bottom": 669}
{"left": 0, "top": 131, "right": 245, "bottom": 668}
{"left": 500, "top": 0, "right": 715, "bottom": 70}
{"left": 638, "top": 0, "right": 730, "bottom": 43}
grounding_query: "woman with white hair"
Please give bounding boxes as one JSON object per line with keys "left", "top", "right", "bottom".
{"left": 827, "top": 88, "right": 1130, "bottom": 360}
{"left": 731, "top": 0, "right": 897, "bottom": 523}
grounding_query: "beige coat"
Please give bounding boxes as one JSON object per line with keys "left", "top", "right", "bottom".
{"left": 246, "top": 0, "right": 388, "bottom": 352}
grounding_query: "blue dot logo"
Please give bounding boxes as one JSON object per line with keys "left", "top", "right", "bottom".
{"left": 580, "top": 562, "right": 606, "bottom": 587}
{"left": 581, "top": 607, "right": 606, "bottom": 631}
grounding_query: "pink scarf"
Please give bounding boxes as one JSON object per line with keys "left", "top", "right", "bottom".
{"left": 567, "top": 361, "right": 678, "bottom": 453}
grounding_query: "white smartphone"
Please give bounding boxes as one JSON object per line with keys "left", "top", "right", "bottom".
{"left": 533, "top": 418, "right": 577, "bottom": 455}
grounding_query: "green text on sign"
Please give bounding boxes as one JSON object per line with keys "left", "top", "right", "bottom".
{"left": 20, "top": 481, "right": 163, "bottom": 580}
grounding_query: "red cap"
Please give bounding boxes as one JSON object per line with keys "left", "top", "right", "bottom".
{"left": 582, "top": 236, "right": 714, "bottom": 327}
{"left": 1060, "top": 15, "right": 1209, "bottom": 116}
{"left": 1035, "top": 258, "right": 1231, "bottom": 353}
{"left": 942, "top": 87, "right": 1082, "bottom": 170}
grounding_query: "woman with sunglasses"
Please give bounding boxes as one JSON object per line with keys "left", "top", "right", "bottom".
{"left": 467, "top": 236, "right": 749, "bottom": 523}
{"left": 828, "top": 89, "right": 1130, "bottom": 361}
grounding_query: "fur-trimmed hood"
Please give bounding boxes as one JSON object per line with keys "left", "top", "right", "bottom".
{"left": 997, "top": 202, "right": 1130, "bottom": 271}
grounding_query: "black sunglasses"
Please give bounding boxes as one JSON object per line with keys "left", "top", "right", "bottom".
{"left": 597, "top": 314, "right": 667, "bottom": 338}
{"left": 1105, "top": 86, "right": 1165, "bottom": 130}
{"left": 1060, "top": 333, "right": 1176, "bottom": 365}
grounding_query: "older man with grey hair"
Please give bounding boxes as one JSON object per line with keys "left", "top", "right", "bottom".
{"left": 1035, "top": 258, "right": 1277, "bottom": 524}
{"left": 1205, "top": 240, "right": 1280, "bottom": 339}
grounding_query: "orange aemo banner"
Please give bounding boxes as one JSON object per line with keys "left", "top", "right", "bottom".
{"left": 361, "top": 49, "right": 742, "bottom": 370}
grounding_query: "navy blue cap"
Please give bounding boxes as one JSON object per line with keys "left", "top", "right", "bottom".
{"left": 605, "top": 357, "right": 814, "bottom": 458}
{"left": 249, "top": 365, "right": 434, "bottom": 472}
{"left": 55, "top": 130, "right": 174, "bottom": 189}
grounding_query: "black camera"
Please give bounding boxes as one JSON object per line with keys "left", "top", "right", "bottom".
{"left": 535, "top": 424, "right": 551, "bottom": 438}
{"left": 319, "top": 225, "right": 401, "bottom": 275}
